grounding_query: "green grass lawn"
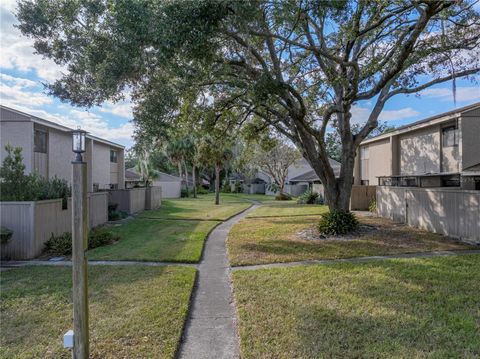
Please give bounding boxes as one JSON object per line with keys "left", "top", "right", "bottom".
{"left": 88, "top": 218, "right": 219, "bottom": 262}
{"left": 233, "top": 254, "right": 480, "bottom": 358}
{"left": 0, "top": 265, "right": 196, "bottom": 359}
{"left": 228, "top": 203, "right": 475, "bottom": 266}
{"left": 138, "top": 194, "right": 254, "bottom": 221}
{"left": 246, "top": 202, "right": 328, "bottom": 218}
{"left": 88, "top": 193, "right": 267, "bottom": 262}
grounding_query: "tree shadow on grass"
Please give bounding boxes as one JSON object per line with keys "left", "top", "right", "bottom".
{"left": 1, "top": 265, "right": 195, "bottom": 359}
{"left": 291, "top": 257, "right": 480, "bottom": 358}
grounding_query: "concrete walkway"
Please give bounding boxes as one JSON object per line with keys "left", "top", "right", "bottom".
{"left": 231, "top": 249, "right": 480, "bottom": 271}
{"left": 178, "top": 203, "right": 258, "bottom": 359}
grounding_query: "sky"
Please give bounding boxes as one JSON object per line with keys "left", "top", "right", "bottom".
{"left": 1, "top": 1, "right": 479, "bottom": 149}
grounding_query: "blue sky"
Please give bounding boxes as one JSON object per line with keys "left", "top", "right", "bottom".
{"left": 1, "top": 1, "right": 479, "bottom": 148}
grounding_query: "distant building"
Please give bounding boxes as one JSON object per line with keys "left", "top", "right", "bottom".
{"left": 354, "top": 102, "right": 480, "bottom": 190}
{"left": 0, "top": 105, "right": 125, "bottom": 191}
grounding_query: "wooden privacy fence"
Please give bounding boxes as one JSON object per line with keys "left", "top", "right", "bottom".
{"left": 109, "top": 186, "right": 162, "bottom": 214}
{"left": 0, "top": 192, "right": 109, "bottom": 260}
{"left": 377, "top": 186, "right": 480, "bottom": 241}
{"left": 145, "top": 186, "right": 162, "bottom": 210}
{"left": 350, "top": 185, "right": 376, "bottom": 210}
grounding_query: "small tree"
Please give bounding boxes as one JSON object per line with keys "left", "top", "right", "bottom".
{"left": 253, "top": 141, "right": 300, "bottom": 196}
{"left": 135, "top": 150, "right": 160, "bottom": 187}
{"left": 198, "top": 135, "right": 233, "bottom": 205}
{"left": 0, "top": 144, "right": 29, "bottom": 200}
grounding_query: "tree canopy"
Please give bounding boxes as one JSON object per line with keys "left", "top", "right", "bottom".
{"left": 16, "top": 0, "right": 480, "bottom": 210}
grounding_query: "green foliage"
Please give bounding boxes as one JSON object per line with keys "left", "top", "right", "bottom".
{"left": 318, "top": 211, "right": 359, "bottom": 235}
{"left": 108, "top": 203, "right": 128, "bottom": 221}
{"left": 221, "top": 181, "right": 231, "bottom": 193}
{"left": 275, "top": 192, "right": 292, "bottom": 201}
{"left": 369, "top": 199, "right": 377, "bottom": 213}
{"left": 181, "top": 188, "right": 190, "bottom": 198}
{"left": 234, "top": 181, "right": 242, "bottom": 193}
{"left": 297, "top": 190, "right": 319, "bottom": 204}
{"left": 0, "top": 145, "right": 70, "bottom": 203}
{"left": 44, "top": 229, "right": 120, "bottom": 255}
{"left": 44, "top": 232, "right": 72, "bottom": 256}
{"left": 196, "top": 186, "right": 209, "bottom": 195}
{"left": 1, "top": 226, "right": 13, "bottom": 244}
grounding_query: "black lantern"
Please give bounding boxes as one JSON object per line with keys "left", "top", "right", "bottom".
{"left": 71, "top": 127, "right": 87, "bottom": 162}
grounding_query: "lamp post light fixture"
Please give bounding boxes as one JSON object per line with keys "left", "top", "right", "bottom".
{"left": 71, "top": 128, "right": 87, "bottom": 162}
{"left": 70, "top": 127, "right": 89, "bottom": 359}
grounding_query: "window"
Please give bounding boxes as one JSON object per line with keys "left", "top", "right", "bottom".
{"left": 110, "top": 149, "right": 118, "bottom": 163}
{"left": 361, "top": 180, "right": 369, "bottom": 186}
{"left": 360, "top": 146, "right": 369, "bottom": 160}
{"left": 442, "top": 126, "right": 458, "bottom": 147}
{"left": 34, "top": 130, "right": 47, "bottom": 153}
{"left": 441, "top": 175, "right": 460, "bottom": 187}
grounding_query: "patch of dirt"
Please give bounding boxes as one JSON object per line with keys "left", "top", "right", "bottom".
{"left": 296, "top": 224, "right": 378, "bottom": 241}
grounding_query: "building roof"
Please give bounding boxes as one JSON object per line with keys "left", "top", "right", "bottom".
{"left": 289, "top": 158, "right": 341, "bottom": 183}
{"left": 361, "top": 102, "right": 480, "bottom": 145}
{"left": 0, "top": 105, "right": 125, "bottom": 149}
{"left": 125, "top": 169, "right": 142, "bottom": 181}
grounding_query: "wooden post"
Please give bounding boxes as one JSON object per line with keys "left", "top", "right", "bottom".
{"left": 72, "top": 161, "right": 89, "bottom": 359}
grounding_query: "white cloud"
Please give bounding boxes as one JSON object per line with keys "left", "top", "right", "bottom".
{"left": 0, "top": 3, "right": 64, "bottom": 81}
{"left": 351, "top": 106, "right": 420, "bottom": 124}
{"left": 99, "top": 100, "right": 133, "bottom": 119}
{"left": 420, "top": 87, "right": 480, "bottom": 103}
{"left": 0, "top": 74, "right": 134, "bottom": 143}
{"left": 0, "top": 74, "right": 53, "bottom": 107}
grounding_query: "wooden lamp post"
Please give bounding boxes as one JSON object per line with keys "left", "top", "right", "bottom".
{"left": 70, "top": 128, "right": 89, "bottom": 358}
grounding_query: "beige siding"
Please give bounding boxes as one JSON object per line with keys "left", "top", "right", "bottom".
{"left": 461, "top": 114, "right": 480, "bottom": 171}
{"left": 110, "top": 162, "right": 119, "bottom": 185}
{"left": 92, "top": 142, "right": 111, "bottom": 189}
{"left": 0, "top": 121, "right": 34, "bottom": 173}
{"left": 48, "top": 129, "right": 72, "bottom": 182}
{"left": 400, "top": 126, "right": 440, "bottom": 175}
{"left": 360, "top": 139, "right": 391, "bottom": 185}
{"left": 33, "top": 152, "right": 48, "bottom": 177}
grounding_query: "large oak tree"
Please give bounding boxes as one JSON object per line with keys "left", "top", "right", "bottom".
{"left": 17, "top": 0, "right": 480, "bottom": 211}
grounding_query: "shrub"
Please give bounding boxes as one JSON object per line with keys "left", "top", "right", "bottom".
{"left": 1, "top": 226, "right": 13, "bottom": 244}
{"left": 44, "top": 229, "right": 120, "bottom": 255}
{"left": 221, "top": 181, "right": 231, "bottom": 193}
{"left": 368, "top": 198, "right": 377, "bottom": 213}
{"left": 275, "top": 192, "right": 292, "bottom": 201}
{"left": 44, "top": 232, "right": 72, "bottom": 255}
{"left": 297, "top": 189, "right": 318, "bottom": 204}
{"left": 196, "top": 186, "right": 209, "bottom": 195}
{"left": 318, "top": 210, "right": 359, "bottom": 235}
{"left": 234, "top": 181, "right": 242, "bottom": 193}
{"left": 108, "top": 211, "right": 122, "bottom": 221}
{"left": 88, "top": 228, "right": 120, "bottom": 249}
{"left": 181, "top": 188, "right": 190, "bottom": 197}
{"left": 0, "top": 145, "right": 70, "bottom": 204}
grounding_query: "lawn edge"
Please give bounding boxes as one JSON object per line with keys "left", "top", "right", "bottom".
{"left": 174, "top": 268, "right": 199, "bottom": 359}
{"left": 230, "top": 248, "right": 480, "bottom": 270}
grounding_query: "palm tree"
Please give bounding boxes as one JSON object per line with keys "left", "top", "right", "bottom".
{"left": 135, "top": 150, "right": 160, "bottom": 187}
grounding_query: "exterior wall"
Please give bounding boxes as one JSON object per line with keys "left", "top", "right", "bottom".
{"left": 377, "top": 186, "right": 480, "bottom": 241}
{"left": 0, "top": 120, "right": 34, "bottom": 174}
{"left": 362, "top": 138, "right": 391, "bottom": 184}
{"left": 154, "top": 180, "right": 181, "bottom": 198}
{"left": 48, "top": 128, "right": 73, "bottom": 182}
{"left": 400, "top": 125, "right": 441, "bottom": 175}
{"left": 461, "top": 112, "right": 480, "bottom": 171}
{"left": 92, "top": 141, "right": 111, "bottom": 189}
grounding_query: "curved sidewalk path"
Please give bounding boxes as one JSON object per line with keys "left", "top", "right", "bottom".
{"left": 178, "top": 202, "right": 259, "bottom": 359}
